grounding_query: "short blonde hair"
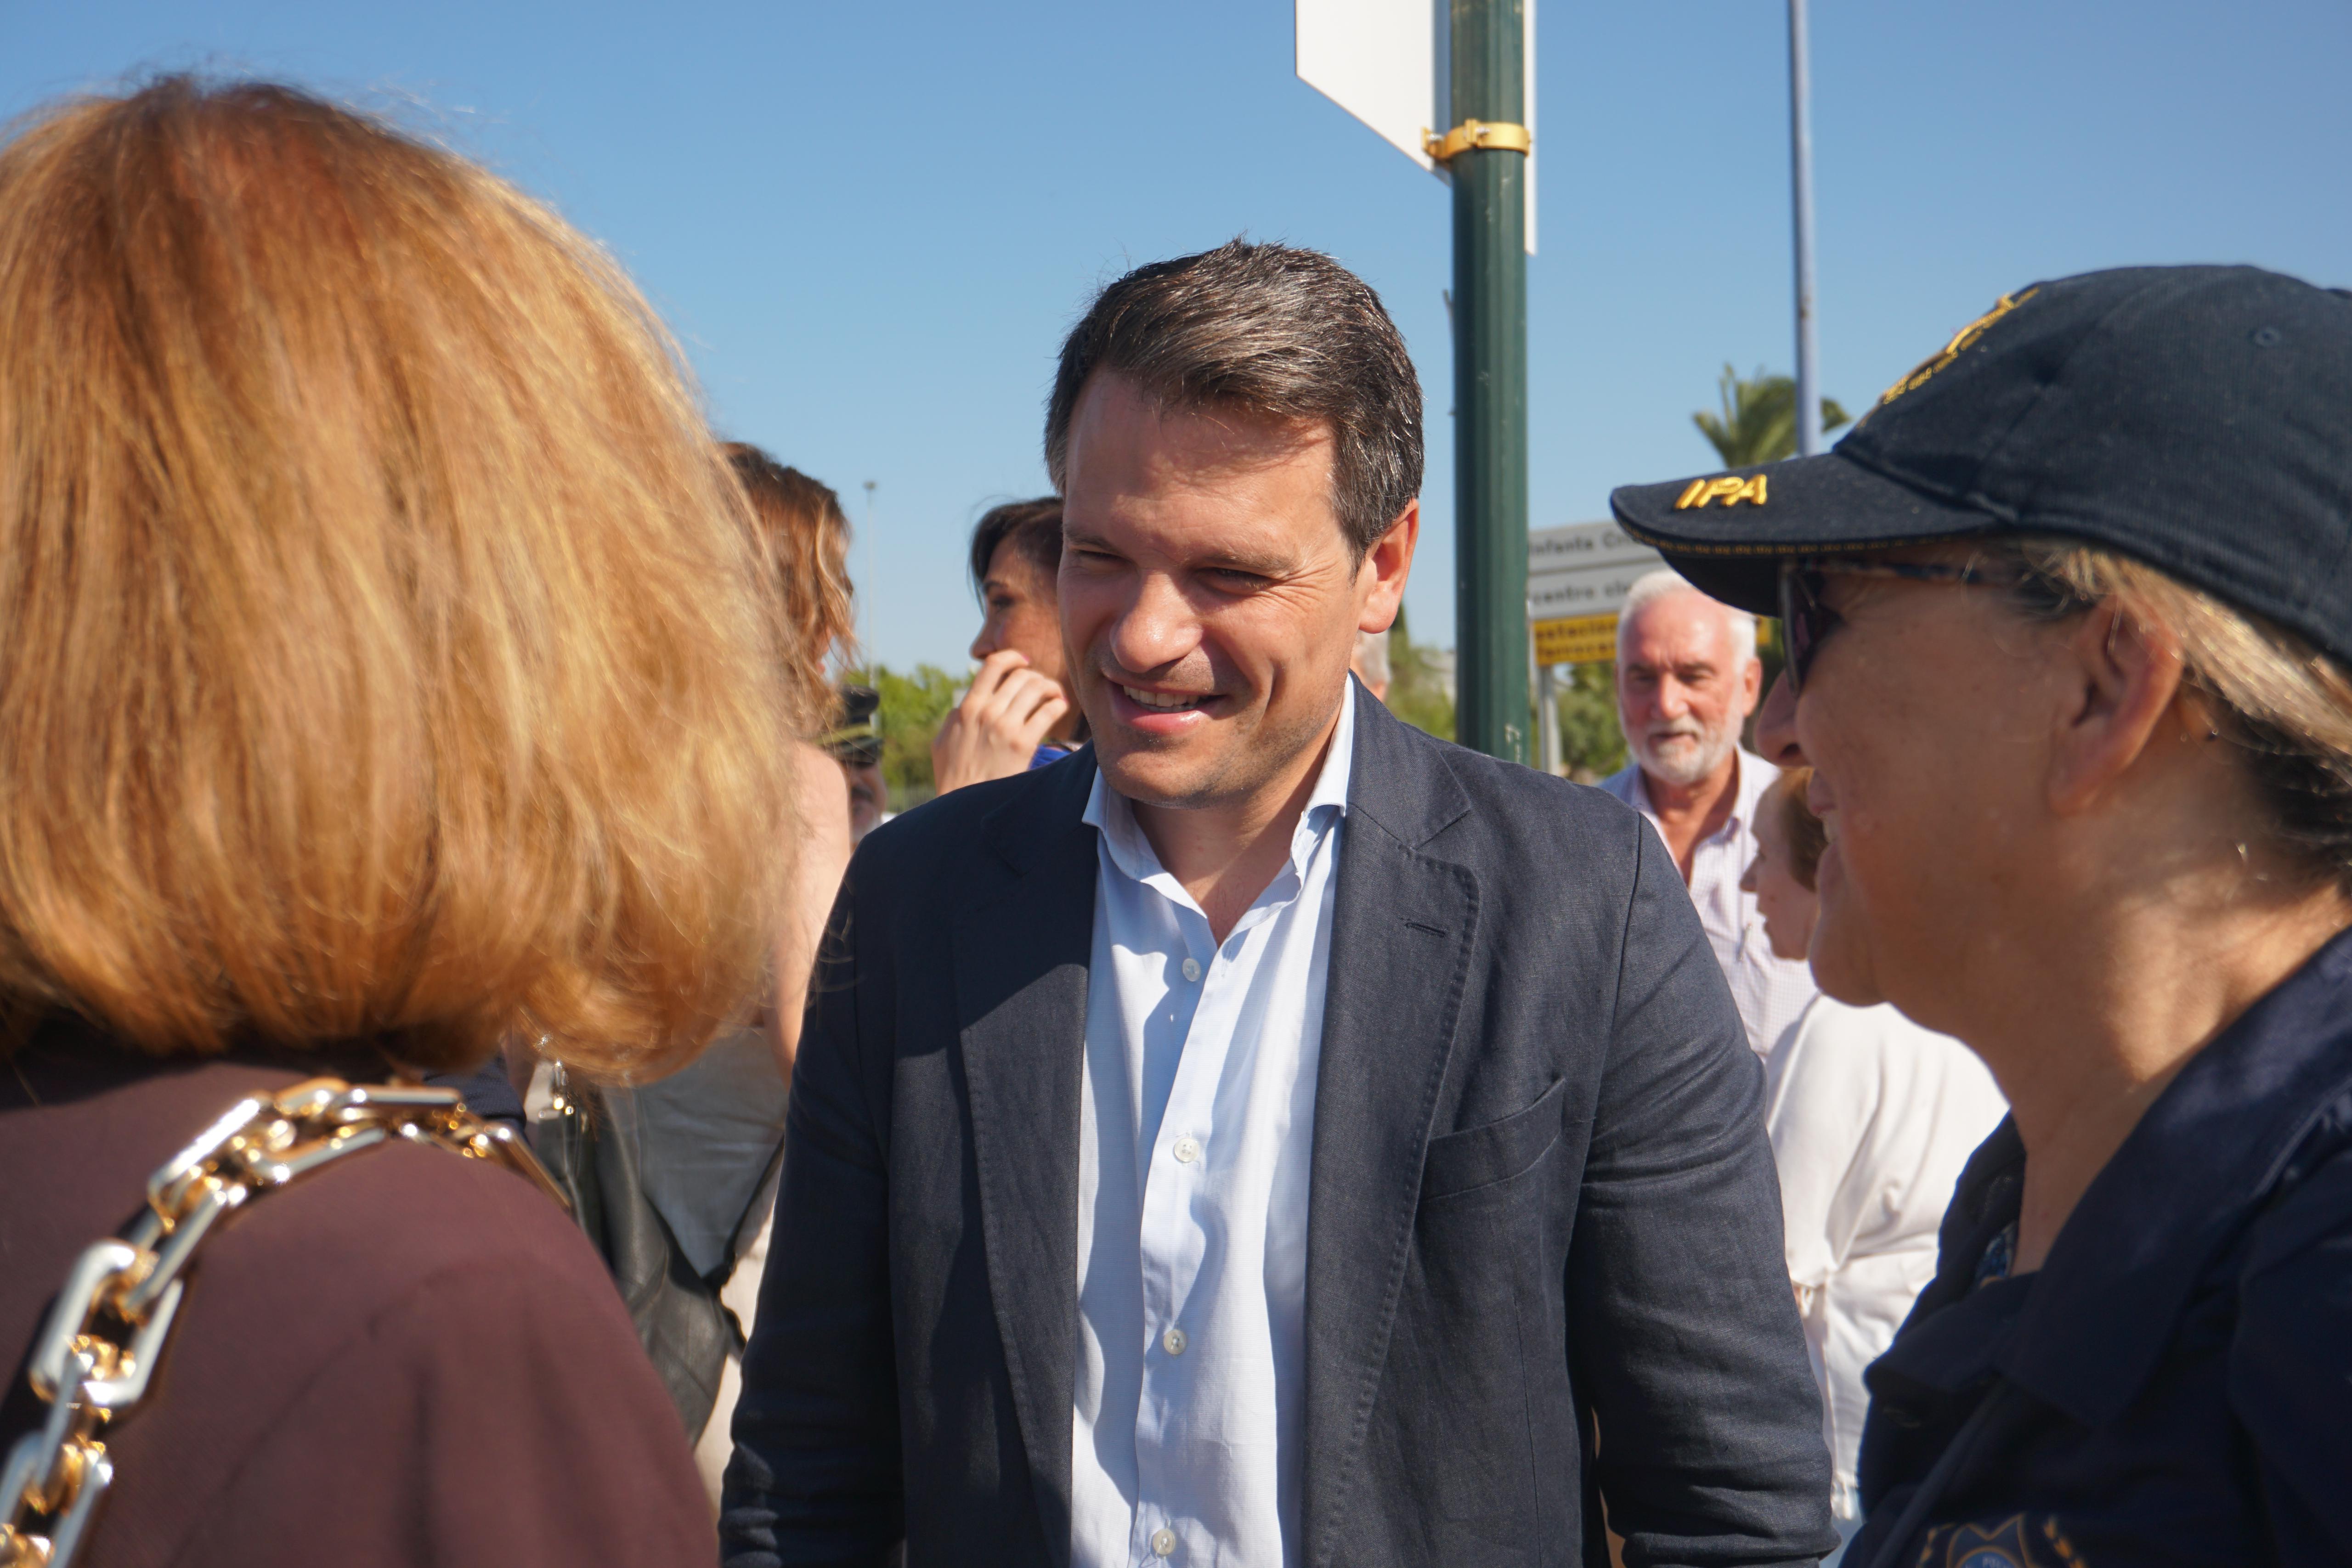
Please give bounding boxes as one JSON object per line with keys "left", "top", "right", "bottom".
{"left": 0, "top": 79, "right": 792, "bottom": 1077}
{"left": 1995, "top": 537, "right": 2352, "bottom": 892}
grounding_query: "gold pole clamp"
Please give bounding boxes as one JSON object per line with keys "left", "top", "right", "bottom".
{"left": 1424, "top": 119, "right": 1532, "bottom": 163}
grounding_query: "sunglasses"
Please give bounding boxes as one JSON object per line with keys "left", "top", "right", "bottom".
{"left": 1777, "top": 558, "right": 2021, "bottom": 693}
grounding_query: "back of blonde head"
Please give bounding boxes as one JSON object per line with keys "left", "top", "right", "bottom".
{"left": 0, "top": 79, "right": 792, "bottom": 1077}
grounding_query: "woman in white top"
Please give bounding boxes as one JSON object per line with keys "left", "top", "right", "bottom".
{"left": 1741, "top": 767, "right": 2007, "bottom": 1527}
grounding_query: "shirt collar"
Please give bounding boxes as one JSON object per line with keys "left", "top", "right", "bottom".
{"left": 1083, "top": 679, "right": 1356, "bottom": 891}
{"left": 1627, "top": 746, "right": 1771, "bottom": 839}
{"left": 1302, "top": 677, "right": 1357, "bottom": 820}
{"left": 1993, "top": 923, "right": 2352, "bottom": 1426}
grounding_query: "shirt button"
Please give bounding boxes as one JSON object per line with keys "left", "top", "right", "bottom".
{"left": 1162, "top": 1327, "right": 1187, "bottom": 1356}
{"left": 1151, "top": 1528, "right": 1177, "bottom": 1557}
{"left": 1181, "top": 957, "right": 1202, "bottom": 982}
{"left": 1171, "top": 1135, "right": 1201, "bottom": 1164}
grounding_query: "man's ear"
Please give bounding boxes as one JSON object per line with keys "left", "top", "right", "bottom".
{"left": 1357, "top": 499, "right": 1420, "bottom": 633}
{"left": 2047, "top": 600, "right": 2189, "bottom": 816}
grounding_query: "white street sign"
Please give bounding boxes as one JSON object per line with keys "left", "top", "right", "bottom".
{"left": 1295, "top": 0, "right": 1537, "bottom": 254}
{"left": 1527, "top": 520, "right": 1661, "bottom": 620}
{"left": 1529, "top": 560, "right": 1662, "bottom": 622}
{"left": 1528, "top": 519, "right": 1659, "bottom": 578}
{"left": 1295, "top": 0, "right": 1442, "bottom": 174}
{"left": 1527, "top": 520, "right": 1662, "bottom": 663}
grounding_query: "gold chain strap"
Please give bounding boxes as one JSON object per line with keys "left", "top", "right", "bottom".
{"left": 1, "top": 1076, "right": 568, "bottom": 1568}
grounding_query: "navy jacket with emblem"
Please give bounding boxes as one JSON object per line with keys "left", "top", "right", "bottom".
{"left": 1849, "top": 926, "right": 2352, "bottom": 1566}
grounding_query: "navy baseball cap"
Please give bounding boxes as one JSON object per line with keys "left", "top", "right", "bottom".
{"left": 1611, "top": 265, "right": 2352, "bottom": 667}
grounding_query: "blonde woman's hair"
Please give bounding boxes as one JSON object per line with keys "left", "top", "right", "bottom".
{"left": 0, "top": 79, "right": 793, "bottom": 1077}
{"left": 1992, "top": 536, "right": 2352, "bottom": 892}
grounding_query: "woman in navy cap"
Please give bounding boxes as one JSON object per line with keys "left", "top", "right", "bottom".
{"left": 1615, "top": 265, "right": 2352, "bottom": 1568}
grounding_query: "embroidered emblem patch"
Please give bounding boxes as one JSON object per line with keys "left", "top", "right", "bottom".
{"left": 1918, "top": 1513, "right": 2083, "bottom": 1568}
{"left": 1673, "top": 473, "right": 1768, "bottom": 510}
{"left": 1874, "top": 288, "right": 2040, "bottom": 412}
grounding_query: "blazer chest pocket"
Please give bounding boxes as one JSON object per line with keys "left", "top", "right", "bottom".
{"left": 1419, "top": 1077, "right": 1571, "bottom": 1202}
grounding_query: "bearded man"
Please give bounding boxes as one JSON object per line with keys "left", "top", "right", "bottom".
{"left": 1600, "top": 570, "right": 1816, "bottom": 1056}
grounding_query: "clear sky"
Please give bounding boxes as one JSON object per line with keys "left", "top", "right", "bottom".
{"left": 9, "top": 0, "right": 2349, "bottom": 670}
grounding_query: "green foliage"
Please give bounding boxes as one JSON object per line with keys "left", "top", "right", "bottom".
{"left": 1692, "top": 365, "right": 1851, "bottom": 469}
{"left": 1552, "top": 661, "right": 1627, "bottom": 781}
{"left": 848, "top": 663, "right": 963, "bottom": 812}
{"left": 1382, "top": 610, "right": 1455, "bottom": 742}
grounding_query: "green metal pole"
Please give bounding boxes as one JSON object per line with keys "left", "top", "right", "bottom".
{"left": 1449, "top": 0, "right": 1530, "bottom": 762}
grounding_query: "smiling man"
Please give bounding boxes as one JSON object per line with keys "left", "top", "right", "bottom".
{"left": 722, "top": 241, "right": 1834, "bottom": 1568}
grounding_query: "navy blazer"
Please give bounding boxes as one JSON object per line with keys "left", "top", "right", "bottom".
{"left": 724, "top": 687, "right": 1835, "bottom": 1568}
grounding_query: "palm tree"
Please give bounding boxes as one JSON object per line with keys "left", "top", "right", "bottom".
{"left": 1693, "top": 365, "right": 1850, "bottom": 468}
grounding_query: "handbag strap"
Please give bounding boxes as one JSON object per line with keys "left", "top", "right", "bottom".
{"left": 0, "top": 1075, "right": 567, "bottom": 1568}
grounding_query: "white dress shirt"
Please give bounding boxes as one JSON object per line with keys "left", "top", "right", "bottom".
{"left": 1070, "top": 682, "right": 1355, "bottom": 1568}
{"left": 1600, "top": 749, "right": 1816, "bottom": 1056}
{"left": 1763, "top": 997, "right": 2008, "bottom": 1520}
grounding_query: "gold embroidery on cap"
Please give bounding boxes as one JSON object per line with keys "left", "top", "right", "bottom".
{"left": 1673, "top": 474, "right": 1768, "bottom": 510}
{"left": 1873, "top": 287, "right": 2041, "bottom": 412}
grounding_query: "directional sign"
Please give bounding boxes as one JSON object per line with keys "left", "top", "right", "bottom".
{"left": 1532, "top": 614, "right": 1618, "bottom": 666}
{"left": 1527, "top": 519, "right": 1662, "bottom": 621}
{"left": 1295, "top": 0, "right": 1537, "bottom": 253}
{"left": 1527, "top": 519, "right": 1663, "bottom": 666}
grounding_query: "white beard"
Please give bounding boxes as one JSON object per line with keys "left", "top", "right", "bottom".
{"left": 1631, "top": 722, "right": 1737, "bottom": 788}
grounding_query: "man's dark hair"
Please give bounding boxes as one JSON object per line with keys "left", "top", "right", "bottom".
{"left": 1045, "top": 239, "right": 1423, "bottom": 560}
{"left": 969, "top": 496, "right": 1063, "bottom": 594}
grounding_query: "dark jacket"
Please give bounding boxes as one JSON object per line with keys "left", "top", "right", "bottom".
{"left": 0, "top": 1027, "right": 718, "bottom": 1568}
{"left": 724, "top": 691, "right": 1834, "bottom": 1568}
{"left": 1846, "top": 927, "right": 2352, "bottom": 1567}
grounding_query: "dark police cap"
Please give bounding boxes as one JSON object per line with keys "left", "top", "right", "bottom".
{"left": 1611, "top": 265, "right": 2352, "bottom": 666}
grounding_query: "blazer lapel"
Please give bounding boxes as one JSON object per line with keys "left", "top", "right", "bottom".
{"left": 1301, "top": 694, "right": 1480, "bottom": 1568}
{"left": 953, "top": 755, "right": 1100, "bottom": 1568}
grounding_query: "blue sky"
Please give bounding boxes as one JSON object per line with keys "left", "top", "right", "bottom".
{"left": 9, "top": 1, "right": 2349, "bottom": 670}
